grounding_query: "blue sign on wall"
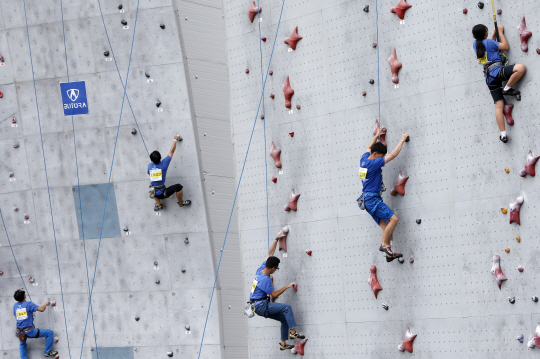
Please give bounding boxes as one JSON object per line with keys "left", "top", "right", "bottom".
{"left": 60, "top": 81, "right": 89, "bottom": 116}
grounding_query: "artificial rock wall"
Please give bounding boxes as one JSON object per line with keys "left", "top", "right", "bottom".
{"left": 224, "top": 0, "right": 540, "bottom": 357}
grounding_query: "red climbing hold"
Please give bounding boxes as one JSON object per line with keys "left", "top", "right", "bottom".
{"left": 247, "top": 1, "right": 261, "bottom": 23}
{"left": 0, "top": 91, "right": 3, "bottom": 98}
{"left": 0, "top": 55, "right": 4, "bottom": 62}
{"left": 491, "top": 254, "right": 507, "bottom": 290}
{"left": 284, "top": 188, "right": 301, "bottom": 211}
{"left": 51, "top": 301, "right": 56, "bottom": 306}
{"left": 9, "top": 172, "right": 14, "bottom": 177}
{"left": 388, "top": 48, "right": 402, "bottom": 84}
{"left": 291, "top": 338, "right": 308, "bottom": 355}
{"left": 0, "top": 271, "right": 3, "bottom": 275}
{"left": 289, "top": 132, "right": 294, "bottom": 137}
{"left": 368, "top": 265, "right": 383, "bottom": 299}
{"left": 269, "top": 70, "right": 273, "bottom": 76}
{"left": 278, "top": 226, "right": 289, "bottom": 252}
{"left": 398, "top": 327, "right": 417, "bottom": 353}
{"left": 390, "top": 171, "right": 409, "bottom": 196}
{"left": 518, "top": 266, "right": 524, "bottom": 272}
{"left": 261, "top": 36, "right": 267, "bottom": 42}
{"left": 509, "top": 196, "right": 524, "bottom": 225}
{"left": 390, "top": 0, "right": 412, "bottom": 20}
{"left": 373, "top": 120, "right": 387, "bottom": 147}
{"left": 12, "top": 117, "right": 16, "bottom": 123}
{"left": 283, "top": 76, "right": 295, "bottom": 109}
{"left": 284, "top": 26, "right": 303, "bottom": 50}
{"left": 537, "top": 49, "right": 540, "bottom": 54}
{"left": 306, "top": 250, "right": 312, "bottom": 256}
{"left": 497, "top": 9, "right": 502, "bottom": 15}
{"left": 29, "top": 277, "right": 35, "bottom": 283}
{"left": 518, "top": 17, "right": 532, "bottom": 52}
{"left": 260, "top": 115, "right": 264, "bottom": 120}
{"left": 519, "top": 151, "right": 540, "bottom": 177}
{"left": 272, "top": 177, "right": 277, "bottom": 183}
{"left": 24, "top": 214, "right": 29, "bottom": 220}
{"left": 270, "top": 93, "right": 275, "bottom": 99}
{"left": 362, "top": 91, "right": 367, "bottom": 96}
{"left": 296, "top": 105, "right": 301, "bottom": 110}
{"left": 13, "top": 144, "right": 19, "bottom": 148}
{"left": 270, "top": 141, "right": 282, "bottom": 168}
{"left": 293, "top": 283, "right": 298, "bottom": 292}
{"left": 463, "top": 8, "right": 468, "bottom": 14}
{"left": 245, "top": 69, "right": 250, "bottom": 74}
{"left": 503, "top": 103, "right": 514, "bottom": 126}
{"left": 14, "top": 207, "right": 18, "bottom": 211}
{"left": 54, "top": 336, "right": 59, "bottom": 343}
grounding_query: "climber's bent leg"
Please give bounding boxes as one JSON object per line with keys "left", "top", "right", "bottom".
{"left": 381, "top": 214, "right": 398, "bottom": 247}
{"left": 505, "top": 64, "right": 526, "bottom": 88}
{"left": 265, "top": 302, "right": 297, "bottom": 342}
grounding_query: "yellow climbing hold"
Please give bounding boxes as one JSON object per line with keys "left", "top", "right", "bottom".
{"left": 516, "top": 236, "right": 521, "bottom": 243}
{"left": 501, "top": 208, "right": 508, "bottom": 214}
{"left": 505, "top": 247, "right": 510, "bottom": 253}
{"left": 504, "top": 167, "right": 510, "bottom": 173}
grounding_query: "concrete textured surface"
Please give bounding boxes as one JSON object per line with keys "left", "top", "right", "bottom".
{"left": 223, "top": 0, "right": 540, "bottom": 357}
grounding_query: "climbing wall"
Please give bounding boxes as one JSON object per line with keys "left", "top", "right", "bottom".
{"left": 224, "top": 0, "right": 540, "bottom": 357}
{"left": 0, "top": 1, "right": 224, "bottom": 358}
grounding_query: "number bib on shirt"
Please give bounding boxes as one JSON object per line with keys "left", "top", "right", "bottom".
{"left": 358, "top": 167, "right": 368, "bottom": 181}
{"left": 16, "top": 308, "right": 28, "bottom": 321}
{"left": 251, "top": 279, "right": 258, "bottom": 294}
{"left": 149, "top": 169, "right": 163, "bottom": 182}
{"left": 477, "top": 55, "right": 488, "bottom": 65}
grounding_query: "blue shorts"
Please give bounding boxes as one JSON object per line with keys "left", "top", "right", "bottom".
{"left": 364, "top": 195, "right": 394, "bottom": 225}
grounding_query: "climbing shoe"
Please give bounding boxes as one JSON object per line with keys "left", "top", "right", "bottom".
{"left": 44, "top": 351, "right": 58, "bottom": 357}
{"left": 386, "top": 253, "right": 403, "bottom": 262}
{"left": 178, "top": 200, "right": 192, "bottom": 207}
{"left": 280, "top": 343, "right": 294, "bottom": 350}
{"left": 289, "top": 331, "right": 305, "bottom": 340}
{"left": 500, "top": 135, "right": 508, "bottom": 143}
{"left": 154, "top": 203, "right": 164, "bottom": 211}
{"left": 502, "top": 88, "right": 520, "bottom": 97}
{"left": 379, "top": 245, "right": 398, "bottom": 256}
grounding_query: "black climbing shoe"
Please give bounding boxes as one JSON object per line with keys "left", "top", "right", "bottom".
{"left": 502, "top": 88, "right": 520, "bottom": 97}
{"left": 289, "top": 332, "right": 305, "bottom": 340}
{"left": 280, "top": 343, "right": 294, "bottom": 350}
{"left": 500, "top": 135, "right": 508, "bottom": 143}
{"left": 154, "top": 203, "right": 164, "bottom": 211}
{"left": 44, "top": 351, "right": 58, "bottom": 357}
{"left": 178, "top": 200, "right": 192, "bottom": 207}
{"left": 379, "top": 245, "right": 399, "bottom": 256}
{"left": 386, "top": 253, "right": 403, "bottom": 262}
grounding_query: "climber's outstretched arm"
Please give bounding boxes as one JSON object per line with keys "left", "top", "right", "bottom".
{"left": 385, "top": 134, "right": 409, "bottom": 164}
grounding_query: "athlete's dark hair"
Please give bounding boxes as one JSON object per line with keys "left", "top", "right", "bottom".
{"left": 14, "top": 290, "right": 25, "bottom": 302}
{"left": 472, "top": 24, "right": 489, "bottom": 59}
{"left": 266, "top": 256, "right": 280, "bottom": 269}
{"left": 371, "top": 142, "right": 388, "bottom": 155}
{"left": 150, "top": 151, "right": 161, "bottom": 164}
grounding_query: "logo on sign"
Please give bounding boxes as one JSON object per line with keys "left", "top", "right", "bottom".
{"left": 67, "top": 89, "right": 80, "bottom": 102}
{"left": 60, "top": 81, "right": 89, "bottom": 116}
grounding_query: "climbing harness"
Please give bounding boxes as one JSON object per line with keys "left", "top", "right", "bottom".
{"left": 148, "top": 184, "right": 165, "bottom": 198}
{"left": 15, "top": 326, "right": 36, "bottom": 341}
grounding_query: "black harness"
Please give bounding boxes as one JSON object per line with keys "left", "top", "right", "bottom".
{"left": 249, "top": 297, "right": 270, "bottom": 318}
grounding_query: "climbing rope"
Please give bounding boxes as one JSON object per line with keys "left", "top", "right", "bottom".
{"left": 77, "top": 2, "right": 141, "bottom": 357}
{"left": 22, "top": 1, "right": 73, "bottom": 357}
{"left": 197, "top": 1, "right": 287, "bottom": 357}
{"left": 375, "top": 0, "right": 382, "bottom": 142}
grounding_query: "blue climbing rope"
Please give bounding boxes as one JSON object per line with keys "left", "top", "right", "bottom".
{"left": 256, "top": 0, "right": 270, "bottom": 251}
{"left": 197, "top": 0, "right": 287, "bottom": 357}
{"left": 375, "top": 0, "right": 382, "bottom": 142}
{"left": 0, "top": 207, "right": 32, "bottom": 301}
{"left": 58, "top": 0, "right": 100, "bottom": 355}
{"left": 78, "top": 2, "right": 140, "bottom": 357}
{"left": 21, "top": 1, "right": 73, "bottom": 357}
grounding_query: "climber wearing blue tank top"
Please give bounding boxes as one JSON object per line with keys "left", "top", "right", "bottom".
{"left": 472, "top": 24, "right": 526, "bottom": 143}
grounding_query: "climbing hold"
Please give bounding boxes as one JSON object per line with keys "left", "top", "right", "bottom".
{"left": 398, "top": 327, "right": 417, "bottom": 353}
{"left": 12, "top": 117, "right": 16, "bottom": 123}
{"left": 477, "top": 2, "right": 484, "bottom": 9}
{"left": 121, "top": 19, "right": 127, "bottom": 25}
{"left": 516, "top": 235, "right": 521, "bottom": 243}
{"left": 509, "top": 296, "right": 515, "bottom": 304}
{"left": 104, "top": 51, "right": 109, "bottom": 57}
{"left": 167, "top": 352, "right": 173, "bottom": 357}
{"left": 155, "top": 280, "right": 160, "bottom": 284}
{"left": 29, "top": 277, "right": 35, "bottom": 283}
{"left": 369, "top": 79, "right": 375, "bottom": 84}
{"left": 13, "top": 144, "right": 19, "bottom": 148}
{"left": 503, "top": 103, "right": 514, "bottom": 126}
{"left": 293, "top": 283, "right": 298, "bottom": 292}
{"left": 160, "top": 24, "right": 165, "bottom": 29}
{"left": 118, "top": 4, "right": 123, "bottom": 9}
{"left": 278, "top": 226, "right": 289, "bottom": 252}
{"left": 398, "top": 257, "right": 405, "bottom": 264}
{"left": 390, "top": 0, "right": 412, "bottom": 20}
{"left": 154, "top": 261, "right": 158, "bottom": 266}
{"left": 518, "top": 17, "right": 532, "bottom": 52}
{"left": 497, "top": 9, "right": 502, "bottom": 15}
{"left": 247, "top": 1, "right": 261, "bottom": 23}
{"left": 291, "top": 338, "right": 307, "bottom": 355}
{"left": 131, "top": 128, "right": 137, "bottom": 135}
{"left": 372, "top": 120, "right": 387, "bottom": 147}
{"left": 123, "top": 226, "right": 129, "bottom": 232}
{"left": 0, "top": 271, "right": 3, "bottom": 275}
{"left": 51, "top": 301, "right": 56, "bottom": 306}
{"left": 372, "top": 43, "right": 377, "bottom": 48}
{"left": 296, "top": 105, "right": 301, "bottom": 110}
{"left": 390, "top": 171, "right": 409, "bottom": 196}
{"left": 409, "top": 258, "right": 414, "bottom": 264}
{"left": 181, "top": 269, "right": 186, "bottom": 273}
{"left": 0, "top": 91, "right": 3, "bottom": 98}
{"left": 270, "top": 93, "right": 275, "bottom": 99}
{"left": 517, "top": 334, "right": 524, "bottom": 343}
{"left": 463, "top": 8, "right": 468, "bottom": 14}
{"left": 284, "top": 189, "right": 301, "bottom": 212}
{"left": 518, "top": 266, "right": 524, "bottom": 272}
{"left": 509, "top": 196, "right": 524, "bottom": 225}
{"left": 185, "top": 324, "right": 190, "bottom": 331}
{"left": 261, "top": 36, "right": 266, "bottom": 42}
{"left": 504, "top": 167, "right": 510, "bottom": 173}
{"left": 289, "top": 132, "right": 294, "bottom": 137}
{"left": 491, "top": 254, "right": 507, "bottom": 290}
{"left": 260, "top": 115, "right": 264, "bottom": 120}
{"left": 272, "top": 177, "right": 277, "bottom": 183}
{"left": 135, "top": 317, "right": 140, "bottom": 321}
{"left": 362, "top": 91, "right": 367, "bottom": 96}
{"left": 516, "top": 94, "right": 521, "bottom": 101}
{"left": 144, "top": 72, "right": 150, "bottom": 79}
{"left": 537, "top": 49, "right": 540, "bottom": 54}
{"left": 245, "top": 69, "right": 249, "bottom": 74}
{"left": 382, "top": 303, "right": 389, "bottom": 310}
{"left": 9, "top": 172, "right": 13, "bottom": 177}
{"left": 505, "top": 247, "right": 510, "bottom": 253}
{"left": 368, "top": 265, "right": 383, "bottom": 299}
{"left": 501, "top": 208, "right": 507, "bottom": 214}
{"left": 388, "top": 48, "right": 402, "bottom": 84}
{"left": 283, "top": 76, "right": 295, "bottom": 109}
{"left": 24, "top": 214, "right": 29, "bottom": 220}
{"left": 54, "top": 337, "right": 59, "bottom": 343}
{"left": 533, "top": 296, "right": 539, "bottom": 302}
{"left": 14, "top": 207, "right": 18, "bottom": 211}
{"left": 306, "top": 250, "right": 312, "bottom": 256}
{"left": 284, "top": 27, "right": 303, "bottom": 50}
{"left": 416, "top": 219, "right": 421, "bottom": 224}
{"left": 363, "top": 5, "right": 369, "bottom": 12}
{"left": 184, "top": 237, "right": 189, "bottom": 244}
{"left": 519, "top": 150, "right": 540, "bottom": 177}
{"left": 0, "top": 55, "right": 4, "bottom": 62}
{"left": 156, "top": 101, "right": 161, "bottom": 107}
{"left": 269, "top": 70, "right": 273, "bottom": 76}
{"left": 270, "top": 142, "right": 282, "bottom": 168}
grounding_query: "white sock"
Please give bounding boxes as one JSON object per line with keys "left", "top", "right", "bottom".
{"left": 501, "top": 131, "right": 507, "bottom": 137}
{"left": 504, "top": 85, "right": 512, "bottom": 91}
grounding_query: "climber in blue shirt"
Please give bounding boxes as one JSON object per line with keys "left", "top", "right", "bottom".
{"left": 359, "top": 130, "right": 408, "bottom": 262}
{"left": 249, "top": 229, "right": 305, "bottom": 351}
{"left": 472, "top": 24, "right": 526, "bottom": 143}
{"left": 13, "top": 289, "right": 58, "bottom": 358}
{"left": 148, "top": 134, "right": 191, "bottom": 211}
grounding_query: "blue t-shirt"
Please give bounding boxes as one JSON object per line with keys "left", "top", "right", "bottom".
{"left": 360, "top": 152, "right": 385, "bottom": 194}
{"left": 250, "top": 261, "right": 274, "bottom": 300}
{"left": 13, "top": 301, "right": 38, "bottom": 329}
{"left": 473, "top": 39, "right": 502, "bottom": 84}
{"left": 148, "top": 156, "right": 172, "bottom": 195}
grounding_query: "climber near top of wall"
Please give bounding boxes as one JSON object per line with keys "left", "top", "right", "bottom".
{"left": 148, "top": 134, "right": 191, "bottom": 211}
{"left": 358, "top": 130, "right": 408, "bottom": 263}
{"left": 13, "top": 290, "right": 58, "bottom": 359}
{"left": 248, "top": 229, "right": 305, "bottom": 351}
{"left": 472, "top": 24, "right": 526, "bottom": 143}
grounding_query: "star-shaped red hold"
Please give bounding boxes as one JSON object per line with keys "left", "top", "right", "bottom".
{"left": 391, "top": 0, "right": 412, "bottom": 20}
{"left": 284, "top": 26, "right": 303, "bottom": 50}
{"left": 398, "top": 327, "right": 417, "bottom": 353}
{"left": 247, "top": 1, "right": 261, "bottom": 23}
{"left": 284, "top": 188, "right": 301, "bottom": 211}
{"left": 283, "top": 76, "right": 295, "bottom": 109}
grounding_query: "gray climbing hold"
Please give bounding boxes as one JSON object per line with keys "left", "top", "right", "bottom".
{"left": 532, "top": 296, "right": 538, "bottom": 302}
{"left": 405, "top": 136, "right": 410, "bottom": 142}
{"left": 369, "top": 79, "right": 375, "bottom": 84}
{"left": 184, "top": 237, "right": 189, "bottom": 244}
{"left": 156, "top": 280, "right": 160, "bottom": 284}
{"left": 363, "top": 5, "right": 369, "bottom": 12}
{"left": 118, "top": 4, "right": 123, "bottom": 9}
{"left": 382, "top": 303, "right": 389, "bottom": 310}
{"left": 145, "top": 72, "right": 150, "bottom": 78}
{"left": 181, "top": 269, "right": 186, "bottom": 273}
{"left": 167, "top": 353, "right": 173, "bottom": 358}
{"left": 398, "top": 257, "right": 405, "bottom": 264}
{"left": 177, "top": 136, "right": 183, "bottom": 142}
{"left": 517, "top": 334, "right": 524, "bottom": 343}
{"left": 104, "top": 51, "right": 109, "bottom": 57}
{"left": 13, "top": 144, "right": 19, "bottom": 148}
{"left": 121, "top": 19, "right": 128, "bottom": 25}
{"left": 416, "top": 219, "right": 421, "bottom": 224}
{"left": 131, "top": 128, "right": 137, "bottom": 135}
{"left": 154, "top": 261, "right": 158, "bottom": 266}
{"left": 185, "top": 324, "right": 190, "bottom": 331}
{"left": 156, "top": 101, "right": 161, "bottom": 107}
{"left": 135, "top": 317, "right": 140, "bottom": 321}
{"left": 123, "top": 226, "right": 129, "bottom": 232}
{"left": 477, "top": 2, "right": 484, "bottom": 9}
{"left": 160, "top": 24, "right": 165, "bottom": 29}
{"left": 509, "top": 296, "right": 515, "bottom": 304}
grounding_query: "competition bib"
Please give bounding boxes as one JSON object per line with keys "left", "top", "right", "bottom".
{"left": 358, "top": 167, "right": 368, "bottom": 181}
{"left": 149, "top": 169, "right": 162, "bottom": 182}
{"left": 16, "top": 308, "right": 28, "bottom": 321}
{"left": 251, "top": 279, "right": 258, "bottom": 294}
{"left": 477, "top": 55, "right": 488, "bottom": 65}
